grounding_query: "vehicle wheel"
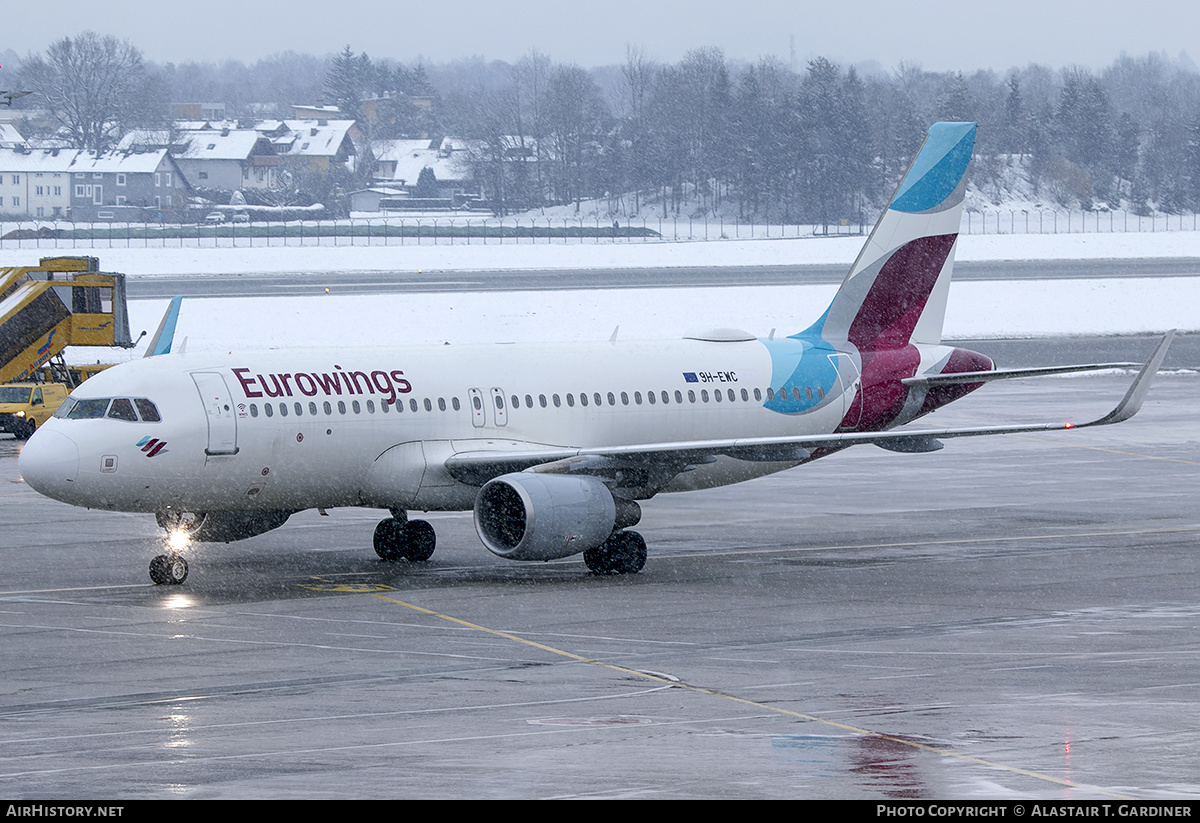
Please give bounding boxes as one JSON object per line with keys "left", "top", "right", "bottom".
{"left": 373, "top": 518, "right": 404, "bottom": 561}
{"left": 403, "top": 519, "right": 436, "bottom": 561}
{"left": 149, "top": 554, "right": 188, "bottom": 585}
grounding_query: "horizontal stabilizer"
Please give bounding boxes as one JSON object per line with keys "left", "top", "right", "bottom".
{"left": 902, "top": 362, "right": 1139, "bottom": 387}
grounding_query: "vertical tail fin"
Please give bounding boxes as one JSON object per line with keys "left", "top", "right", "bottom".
{"left": 816, "top": 122, "right": 976, "bottom": 351}
{"left": 144, "top": 296, "right": 182, "bottom": 357}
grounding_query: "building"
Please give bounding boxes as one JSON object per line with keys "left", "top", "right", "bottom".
{"left": 369, "top": 136, "right": 477, "bottom": 201}
{"left": 267, "top": 120, "right": 357, "bottom": 173}
{"left": 171, "top": 103, "right": 227, "bottom": 121}
{"left": 0, "top": 124, "right": 29, "bottom": 150}
{"left": 66, "top": 149, "right": 191, "bottom": 221}
{"left": 0, "top": 148, "right": 72, "bottom": 218}
{"left": 172, "top": 128, "right": 281, "bottom": 191}
{"left": 0, "top": 147, "right": 190, "bottom": 220}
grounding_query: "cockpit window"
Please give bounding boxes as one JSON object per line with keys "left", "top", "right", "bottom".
{"left": 66, "top": 398, "right": 111, "bottom": 419}
{"left": 57, "top": 397, "right": 163, "bottom": 422}
{"left": 107, "top": 398, "right": 138, "bottom": 421}
{"left": 134, "top": 399, "right": 161, "bottom": 422}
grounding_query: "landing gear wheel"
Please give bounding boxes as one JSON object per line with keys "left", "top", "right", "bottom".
{"left": 149, "top": 554, "right": 188, "bottom": 585}
{"left": 403, "top": 519, "right": 436, "bottom": 561}
{"left": 584, "top": 531, "right": 646, "bottom": 575}
{"left": 374, "top": 518, "right": 405, "bottom": 560}
{"left": 374, "top": 518, "right": 436, "bottom": 562}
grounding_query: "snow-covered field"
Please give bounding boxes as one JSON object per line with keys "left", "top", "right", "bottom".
{"left": 67, "top": 232, "right": 1198, "bottom": 362}
{"left": 88, "top": 229, "right": 1200, "bottom": 277}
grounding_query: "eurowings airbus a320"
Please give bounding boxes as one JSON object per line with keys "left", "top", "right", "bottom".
{"left": 18, "top": 123, "right": 1174, "bottom": 584}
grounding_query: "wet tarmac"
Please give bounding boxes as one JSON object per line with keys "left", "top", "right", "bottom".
{"left": 0, "top": 375, "right": 1197, "bottom": 799}
{"left": 124, "top": 257, "right": 1200, "bottom": 299}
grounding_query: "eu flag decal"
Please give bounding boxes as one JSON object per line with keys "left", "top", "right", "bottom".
{"left": 683, "top": 372, "right": 699, "bottom": 383}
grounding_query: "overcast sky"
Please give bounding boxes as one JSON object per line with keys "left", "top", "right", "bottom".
{"left": 5, "top": 0, "right": 1198, "bottom": 73}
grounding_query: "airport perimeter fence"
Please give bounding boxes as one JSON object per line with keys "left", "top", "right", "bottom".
{"left": 1, "top": 208, "right": 1197, "bottom": 250}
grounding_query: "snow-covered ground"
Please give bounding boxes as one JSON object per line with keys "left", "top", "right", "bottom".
{"left": 87, "top": 230, "right": 1200, "bottom": 277}
{"left": 59, "top": 231, "right": 1198, "bottom": 363}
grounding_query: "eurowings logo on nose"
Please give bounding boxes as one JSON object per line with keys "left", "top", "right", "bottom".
{"left": 136, "top": 436, "right": 168, "bottom": 457}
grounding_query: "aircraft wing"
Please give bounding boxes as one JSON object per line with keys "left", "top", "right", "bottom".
{"left": 446, "top": 332, "right": 1174, "bottom": 489}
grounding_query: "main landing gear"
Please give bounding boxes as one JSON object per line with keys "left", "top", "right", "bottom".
{"left": 374, "top": 514, "right": 436, "bottom": 562}
{"left": 149, "top": 553, "right": 189, "bottom": 585}
{"left": 583, "top": 530, "right": 647, "bottom": 575}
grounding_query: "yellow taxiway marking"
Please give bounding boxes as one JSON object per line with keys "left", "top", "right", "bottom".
{"left": 298, "top": 581, "right": 397, "bottom": 593}
{"left": 371, "top": 592, "right": 1134, "bottom": 799}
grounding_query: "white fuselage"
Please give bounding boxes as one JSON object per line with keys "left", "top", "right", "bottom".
{"left": 21, "top": 334, "right": 878, "bottom": 516}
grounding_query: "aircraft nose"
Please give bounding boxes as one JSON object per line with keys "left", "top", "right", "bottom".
{"left": 19, "top": 429, "right": 80, "bottom": 500}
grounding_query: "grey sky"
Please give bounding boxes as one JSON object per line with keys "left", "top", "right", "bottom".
{"left": 5, "top": 0, "right": 1198, "bottom": 72}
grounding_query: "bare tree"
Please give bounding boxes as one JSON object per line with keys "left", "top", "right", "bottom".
{"left": 22, "top": 31, "right": 151, "bottom": 152}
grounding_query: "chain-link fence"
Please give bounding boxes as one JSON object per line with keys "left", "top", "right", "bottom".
{"left": 1, "top": 208, "right": 1195, "bottom": 250}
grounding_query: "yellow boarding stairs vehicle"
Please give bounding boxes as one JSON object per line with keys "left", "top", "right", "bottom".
{"left": 0, "top": 256, "right": 133, "bottom": 438}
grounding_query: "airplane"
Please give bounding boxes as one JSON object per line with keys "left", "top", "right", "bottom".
{"left": 18, "top": 122, "right": 1174, "bottom": 585}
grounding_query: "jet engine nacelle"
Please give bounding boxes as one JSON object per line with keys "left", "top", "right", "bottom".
{"left": 474, "top": 473, "right": 621, "bottom": 561}
{"left": 155, "top": 510, "right": 293, "bottom": 543}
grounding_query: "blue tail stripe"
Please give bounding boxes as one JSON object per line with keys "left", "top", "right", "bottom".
{"left": 889, "top": 123, "right": 976, "bottom": 214}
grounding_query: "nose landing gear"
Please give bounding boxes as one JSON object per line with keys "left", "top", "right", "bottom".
{"left": 149, "top": 553, "right": 189, "bottom": 585}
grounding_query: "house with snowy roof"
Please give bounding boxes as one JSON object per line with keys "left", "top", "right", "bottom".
{"left": 370, "top": 136, "right": 477, "bottom": 198}
{"left": 172, "top": 128, "right": 281, "bottom": 191}
{"left": 66, "top": 149, "right": 191, "bottom": 220}
{"left": 0, "top": 147, "right": 73, "bottom": 217}
{"left": 0, "top": 147, "right": 189, "bottom": 220}
{"left": 0, "top": 124, "right": 29, "bottom": 150}
{"left": 273, "top": 120, "right": 357, "bottom": 173}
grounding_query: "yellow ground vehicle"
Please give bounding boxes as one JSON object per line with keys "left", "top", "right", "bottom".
{"left": 1, "top": 256, "right": 132, "bottom": 384}
{"left": 0, "top": 382, "right": 70, "bottom": 439}
{"left": 1, "top": 256, "right": 132, "bottom": 437}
